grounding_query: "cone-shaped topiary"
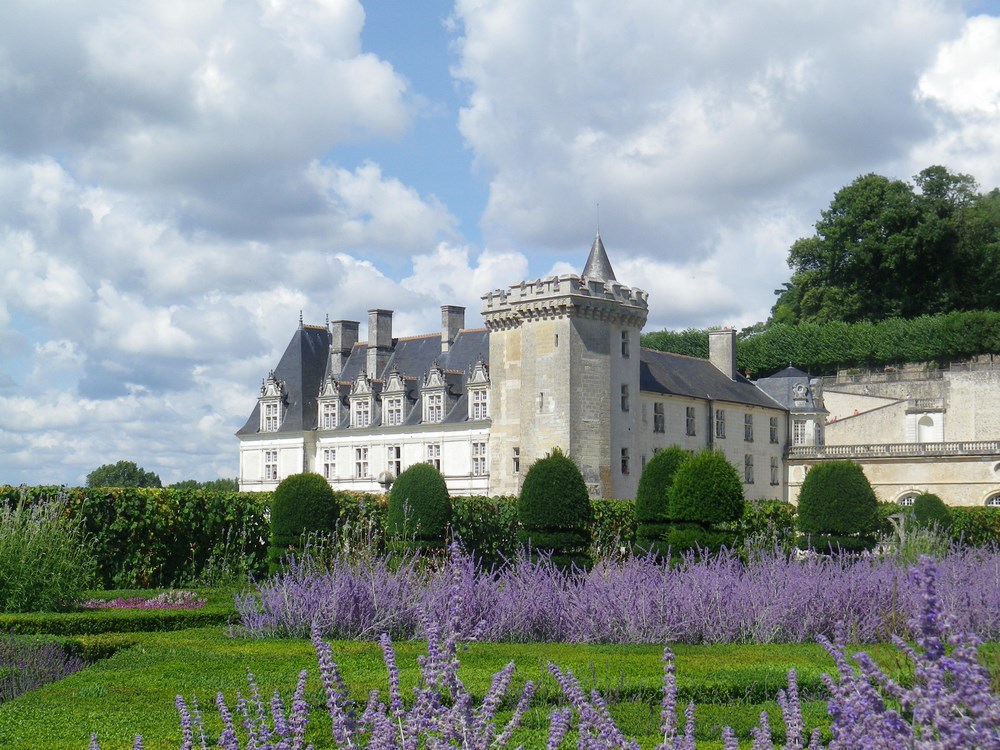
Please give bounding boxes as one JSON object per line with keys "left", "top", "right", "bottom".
{"left": 666, "top": 448, "right": 744, "bottom": 553}
{"left": 269, "top": 472, "right": 339, "bottom": 572}
{"left": 517, "top": 447, "right": 593, "bottom": 569}
{"left": 796, "top": 460, "right": 879, "bottom": 553}
{"left": 912, "top": 492, "right": 952, "bottom": 530}
{"left": 634, "top": 446, "right": 690, "bottom": 556}
{"left": 387, "top": 462, "right": 451, "bottom": 553}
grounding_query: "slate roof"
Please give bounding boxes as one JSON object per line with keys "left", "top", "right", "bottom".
{"left": 236, "top": 325, "right": 331, "bottom": 436}
{"left": 639, "top": 348, "right": 785, "bottom": 410}
{"left": 582, "top": 232, "right": 617, "bottom": 281}
{"left": 754, "top": 367, "right": 826, "bottom": 414}
{"left": 237, "top": 326, "right": 490, "bottom": 435}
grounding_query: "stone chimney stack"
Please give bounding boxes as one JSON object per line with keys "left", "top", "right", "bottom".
{"left": 328, "top": 320, "right": 359, "bottom": 379}
{"left": 440, "top": 305, "right": 465, "bottom": 353}
{"left": 367, "top": 309, "right": 393, "bottom": 377}
{"left": 708, "top": 328, "right": 737, "bottom": 380}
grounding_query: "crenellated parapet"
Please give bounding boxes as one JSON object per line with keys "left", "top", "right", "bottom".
{"left": 481, "top": 273, "right": 648, "bottom": 331}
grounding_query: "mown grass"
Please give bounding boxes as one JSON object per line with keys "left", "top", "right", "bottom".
{"left": 0, "top": 623, "right": 842, "bottom": 750}
{"left": 3, "top": 590, "right": 994, "bottom": 749}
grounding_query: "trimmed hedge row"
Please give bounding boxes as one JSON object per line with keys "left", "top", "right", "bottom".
{"left": 4, "top": 486, "right": 998, "bottom": 588}
{"left": 642, "top": 311, "right": 1000, "bottom": 376}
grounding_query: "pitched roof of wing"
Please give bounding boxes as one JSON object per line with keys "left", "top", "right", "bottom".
{"left": 581, "top": 231, "right": 617, "bottom": 282}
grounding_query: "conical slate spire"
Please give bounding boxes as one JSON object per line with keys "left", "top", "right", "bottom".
{"left": 581, "top": 231, "right": 616, "bottom": 282}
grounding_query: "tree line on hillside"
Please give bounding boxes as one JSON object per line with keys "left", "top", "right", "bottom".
{"left": 645, "top": 166, "right": 1000, "bottom": 374}
{"left": 84, "top": 460, "right": 237, "bottom": 491}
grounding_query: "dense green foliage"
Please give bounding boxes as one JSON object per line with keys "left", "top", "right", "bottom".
{"left": 668, "top": 449, "right": 745, "bottom": 525}
{"left": 169, "top": 478, "right": 239, "bottom": 491}
{"left": 269, "top": 473, "right": 340, "bottom": 570}
{"left": 797, "top": 461, "right": 880, "bottom": 552}
{"left": 0, "top": 486, "right": 268, "bottom": 588}
{"left": 912, "top": 492, "right": 952, "bottom": 529}
{"left": 634, "top": 446, "right": 690, "bottom": 555}
{"left": 85, "top": 460, "right": 162, "bottom": 488}
{"left": 517, "top": 448, "right": 593, "bottom": 567}
{"left": 643, "top": 311, "right": 1000, "bottom": 377}
{"left": 773, "top": 166, "right": 1000, "bottom": 325}
{"left": 0, "top": 499, "right": 95, "bottom": 613}
{"left": 387, "top": 463, "right": 451, "bottom": 552}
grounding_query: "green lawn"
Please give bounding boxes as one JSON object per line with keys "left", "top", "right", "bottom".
{"left": 0, "top": 622, "right": 842, "bottom": 750}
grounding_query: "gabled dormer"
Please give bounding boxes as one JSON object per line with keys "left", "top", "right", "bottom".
{"left": 382, "top": 367, "right": 412, "bottom": 427}
{"left": 349, "top": 372, "right": 377, "bottom": 428}
{"left": 422, "top": 361, "right": 449, "bottom": 424}
{"left": 317, "top": 374, "right": 344, "bottom": 431}
{"left": 259, "top": 371, "right": 287, "bottom": 432}
{"left": 467, "top": 354, "right": 490, "bottom": 421}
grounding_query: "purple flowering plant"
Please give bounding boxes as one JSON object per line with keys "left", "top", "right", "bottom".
{"left": 0, "top": 632, "right": 85, "bottom": 705}
{"left": 90, "top": 556, "right": 1000, "bottom": 749}
{"left": 80, "top": 590, "right": 206, "bottom": 611}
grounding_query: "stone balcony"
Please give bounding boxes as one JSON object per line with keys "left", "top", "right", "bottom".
{"left": 788, "top": 441, "right": 1000, "bottom": 460}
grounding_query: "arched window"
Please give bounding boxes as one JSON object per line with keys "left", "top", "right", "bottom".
{"left": 898, "top": 493, "right": 918, "bottom": 507}
{"left": 986, "top": 492, "right": 1000, "bottom": 508}
{"left": 917, "top": 415, "right": 935, "bottom": 443}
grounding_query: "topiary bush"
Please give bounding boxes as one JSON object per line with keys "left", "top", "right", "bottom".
{"left": 269, "top": 473, "right": 340, "bottom": 572}
{"left": 912, "top": 492, "right": 952, "bottom": 530}
{"left": 634, "top": 446, "right": 690, "bottom": 557}
{"left": 666, "top": 449, "right": 745, "bottom": 554}
{"left": 517, "top": 447, "right": 593, "bottom": 569}
{"left": 796, "top": 460, "right": 879, "bottom": 553}
{"left": 387, "top": 463, "right": 451, "bottom": 554}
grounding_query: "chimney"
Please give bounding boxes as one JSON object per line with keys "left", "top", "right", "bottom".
{"left": 328, "top": 320, "right": 359, "bottom": 379}
{"left": 708, "top": 328, "right": 737, "bottom": 380}
{"left": 367, "top": 309, "right": 393, "bottom": 377}
{"left": 440, "top": 305, "right": 465, "bottom": 353}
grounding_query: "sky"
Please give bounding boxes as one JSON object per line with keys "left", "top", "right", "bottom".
{"left": 3, "top": 0, "right": 1000, "bottom": 486}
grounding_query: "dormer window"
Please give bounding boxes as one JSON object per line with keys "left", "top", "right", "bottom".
{"left": 349, "top": 373, "right": 376, "bottom": 429}
{"left": 382, "top": 367, "right": 410, "bottom": 427}
{"left": 317, "top": 374, "right": 342, "bottom": 431}
{"left": 385, "top": 396, "right": 403, "bottom": 426}
{"left": 467, "top": 355, "right": 491, "bottom": 422}
{"left": 320, "top": 401, "right": 338, "bottom": 430}
{"left": 353, "top": 399, "right": 371, "bottom": 428}
{"left": 258, "top": 371, "right": 287, "bottom": 432}
{"left": 424, "top": 392, "right": 443, "bottom": 423}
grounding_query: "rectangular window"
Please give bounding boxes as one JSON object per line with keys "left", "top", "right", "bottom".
{"left": 322, "top": 448, "right": 336, "bottom": 480}
{"left": 354, "top": 447, "right": 369, "bottom": 478}
{"left": 353, "top": 399, "right": 370, "bottom": 428}
{"left": 264, "top": 450, "right": 278, "bottom": 481}
{"left": 653, "top": 402, "right": 665, "bottom": 433}
{"left": 621, "top": 447, "right": 630, "bottom": 475}
{"left": 425, "top": 393, "right": 443, "bottom": 423}
{"left": 472, "top": 441, "right": 487, "bottom": 476}
{"left": 385, "top": 397, "right": 402, "bottom": 426}
{"left": 715, "top": 409, "right": 726, "bottom": 439}
{"left": 621, "top": 330, "right": 630, "bottom": 358}
{"left": 387, "top": 445, "right": 401, "bottom": 477}
{"left": 769, "top": 417, "right": 779, "bottom": 444}
{"left": 471, "top": 390, "right": 488, "bottom": 420}
{"left": 685, "top": 406, "right": 696, "bottom": 436}
{"left": 321, "top": 402, "right": 337, "bottom": 430}
{"left": 512, "top": 446, "right": 520, "bottom": 474}
{"left": 621, "top": 384, "right": 630, "bottom": 412}
{"left": 744, "top": 454, "right": 754, "bottom": 484}
{"left": 744, "top": 413, "right": 754, "bottom": 442}
{"left": 793, "top": 420, "right": 807, "bottom": 446}
{"left": 426, "top": 443, "right": 441, "bottom": 470}
{"left": 770, "top": 457, "right": 780, "bottom": 486}
{"left": 263, "top": 402, "right": 280, "bottom": 432}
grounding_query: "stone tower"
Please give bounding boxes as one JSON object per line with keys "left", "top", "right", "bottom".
{"left": 482, "top": 233, "right": 648, "bottom": 497}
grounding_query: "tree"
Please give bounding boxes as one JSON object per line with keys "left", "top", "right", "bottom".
{"left": 773, "top": 166, "right": 1000, "bottom": 325}
{"left": 796, "top": 461, "right": 879, "bottom": 552}
{"left": 86, "top": 461, "right": 162, "bottom": 488}
{"left": 517, "top": 448, "right": 593, "bottom": 569}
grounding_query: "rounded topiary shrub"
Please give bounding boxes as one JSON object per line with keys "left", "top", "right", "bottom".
{"left": 796, "top": 460, "right": 879, "bottom": 553}
{"left": 912, "top": 492, "right": 952, "bottom": 530}
{"left": 666, "top": 449, "right": 744, "bottom": 553}
{"left": 517, "top": 447, "right": 593, "bottom": 569}
{"left": 634, "top": 446, "right": 690, "bottom": 556}
{"left": 387, "top": 463, "right": 451, "bottom": 553}
{"left": 269, "top": 472, "right": 340, "bottom": 572}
